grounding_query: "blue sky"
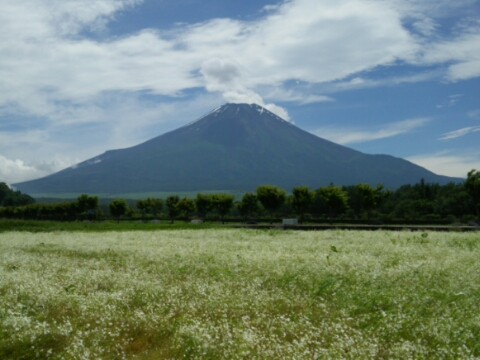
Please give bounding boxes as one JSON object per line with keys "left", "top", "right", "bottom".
{"left": 1, "top": 0, "right": 479, "bottom": 185}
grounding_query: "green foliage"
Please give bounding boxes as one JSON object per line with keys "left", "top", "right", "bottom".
{"left": 291, "top": 186, "right": 313, "bottom": 221}
{"left": 166, "top": 195, "right": 181, "bottom": 223}
{"left": 177, "top": 197, "right": 196, "bottom": 221}
{"left": 136, "top": 199, "right": 149, "bottom": 219}
{"left": 0, "top": 201, "right": 79, "bottom": 221}
{"left": 77, "top": 194, "right": 99, "bottom": 219}
{"left": 0, "top": 219, "right": 221, "bottom": 232}
{"left": 2, "top": 174, "right": 479, "bottom": 223}
{"left": 465, "top": 169, "right": 480, "bottom": 221}
{"left": 316, "top": 185, "right": 349, "bottom": 223}
{"left": 195, "top": 193, "right": 215, "bottom": 219}
{"left": 0, "top": 182, "right": 35, "bottom": 207}
{"left": 77, "top": 194, "right": 98, "bottom": 212}
{"left": 211, "top": 194, "right": 235, "bottom": 223}
{"left": 356, "top": 183, "right": 386, "bottom": 218}
{"left": 256, "top": 185, "right": 286, "bottom": 221}
{"left": 136, "top": 197, "right": 164, "bottom": 220}
{"left": 108, "top": 199, "right": 128, "bottom": 221}
{"left": 238, "top": 192, "right": 259, "bottom": 221}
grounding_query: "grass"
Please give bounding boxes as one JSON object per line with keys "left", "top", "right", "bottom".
{"left": 0, "top": 229, "right": 479, "bottom": 359}
{"left": 0, "top": 220, "right": 223, "bottom": 233}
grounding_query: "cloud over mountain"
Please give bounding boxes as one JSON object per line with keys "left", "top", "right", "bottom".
{"left": 0, "top": 0, "right": 479, "bottom": 183}
{"left": 3, "top": 0, "right": 477, "bottom": 120}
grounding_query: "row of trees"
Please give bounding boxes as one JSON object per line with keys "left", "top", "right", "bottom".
{"left": 106, "top": 171, "right": 480, "bottom": 223}
{"left": 109, "top": 193, "right": 236, "bottom": 223}
{"left": 0, "top": 194, "right": 100, "bottom": 221}
{"left": 1, "top": 170, "right": 479, "bottom": 223}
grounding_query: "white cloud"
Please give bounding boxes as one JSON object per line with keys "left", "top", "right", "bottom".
{"left": 420, "top": 31, "right": 480, "bottom": 81}
{"left": 439, "top": 126, "right": 480, "bottom": 140}
{"left": 200, "top": 57, "right": 290, "bottom": 119}
{"left": 2, "top": 0, "right": 477, "bottom": 121}
{"left": 328, "top": 70, "right": 443, "bottom": 92}
{"left": 0, "top": 0, "right": 421, "bottom": 120}
{"left": 412, "top": 17, "right": 438, "bottom": 36}
{"left": 1, "top": 0, "right": 480, "bottom": 183}
{"left": 0, "top": 130, "right": 50, "bottom": 146}
{"left": 261, "top": 87, "right": 334, "bottom": 104}
{"left": 436, "top": 94, "right": 464, "bottom": 108}
{"left": 468, "top": 109, "right": 480, "bottom": 119}
{"left": 1, "top": 0, "right": 479, "bottom": 117}
{"left": 406, "top": 150, "right": 480, "bottom": 178}
{"left": 391, "top": 0, "right": 478, "bottom": 17}
{"left": 312, "top": 118, "right": 431, "bottom": 144}
{"left": 301, "top": 95, "right": 335, "bottom": 104}
{"left": 0, "top": 154, "right": 78, "bottom": 185}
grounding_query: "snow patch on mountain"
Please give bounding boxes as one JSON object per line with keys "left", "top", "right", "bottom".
{"left": 185, "top": 106, "right": 222, "bottom": 126}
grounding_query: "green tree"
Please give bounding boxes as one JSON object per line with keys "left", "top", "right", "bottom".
{"left": 136, "top": 198, "right": 164, "bottom": 221}
{"left": 465, "top": 169, "right": 480, "bottom": 222}
{"left": 317, "top": 185, "right": 349, "bottom": 224}
{"left": 256, "top": 185, "right": 286, "bottom": 223}
{"left": 238, "top": 192, "right": 259, "bottom": 222}
{"left": 178, "top": 197, "right": 196, "bottom": 222}
{"left": 394, "top": 199, "right": 434, "bottom": 220}
{"left": 212, "top": 194, "right": 235, "bottom": 224}
{"left": 291, "top": 186, "right": 313, "bottom": 222}
{"left": 0, "top": 183, "right": 9, "bottom": 204}
{"left": 166, "top": 195, "right": 181, "bottom": 224}
{"left": 108, "top": 199, "right": 128, "bottom": 222}
{"left": 96, "top": 206, "right": 105, "bottom": 219}
{"left": 136, "top": 199, "right": 149, "bottom": 221}
{"left": 77, "top": 194, "right": 99, "bottom": 219}
{"left": 0, "top": 182, "right": 35, "bottom": 207}
{"left": 149, "top": 198, "right": 164, "bottom": 219}
{"left": 195, "top": 193, "right": 214, "bottom": 219}
{"left": 356, "top": 183, "right": 386, "bottom": 219}
{"left": 434, "top": 182, "right": 473, "bottom": 220}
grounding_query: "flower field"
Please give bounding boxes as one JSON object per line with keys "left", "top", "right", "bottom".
{"left": 1, "top": 229, "right": 479, "bottom": 359}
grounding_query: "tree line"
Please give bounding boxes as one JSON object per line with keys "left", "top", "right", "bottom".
{"left": 1, "top": 170, "right": 479, "bottom": 224}
{"left": 0, "top": 183, "right": 35, "bottom": 207}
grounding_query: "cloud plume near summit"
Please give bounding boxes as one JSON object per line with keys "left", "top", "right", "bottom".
{"left": 200, "top": 58, "right": 290, "bottom": 120}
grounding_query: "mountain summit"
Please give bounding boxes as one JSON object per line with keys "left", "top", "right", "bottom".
{"left": 14, "top": 103, "right": 460, "bottom": 195}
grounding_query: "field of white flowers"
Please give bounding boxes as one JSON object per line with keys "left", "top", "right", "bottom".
{"left": 1, "top": 229, "right": 479, "bottom": 359}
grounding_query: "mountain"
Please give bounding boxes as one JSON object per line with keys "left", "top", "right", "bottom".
{"left": 13, "top": 103, "right": 462, "bottom": 195}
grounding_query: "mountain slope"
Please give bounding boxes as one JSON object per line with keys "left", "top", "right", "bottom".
{"left": 13, "top": 104, "right": 461, "bottom": 194}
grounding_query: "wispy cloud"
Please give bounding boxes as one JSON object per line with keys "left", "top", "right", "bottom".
{"left": 262, "top": 87, "right": 334, "bottom": 104}
{"left": 420, "top": 31, "right": 480, "bottom": 81}
{"left": 412, "top": 17, "right": 439, "bottom": 36}
{"left": 436, "top": 94, "right": 464, "bottom": 108}
{"left": 406, "top": 150, "right": 480, "bottom": 177}
{"left": 468, "top": 109, "right": 480, "bottom": 119}
{"left": 439, "top": 126, "right": 480, "bottom": 140}
{"left": 324, "top": 70, "right": 443, "bottom": 93}
{"left": 312, "top": 118, "right": 431, "bottom": 145}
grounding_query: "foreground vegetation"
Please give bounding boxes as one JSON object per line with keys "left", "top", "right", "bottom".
{"left": 1, "top": 229, "right": 479, "bottom": 359}
{"left": 0, "top": 220, "right": 222, "bottom": 233}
